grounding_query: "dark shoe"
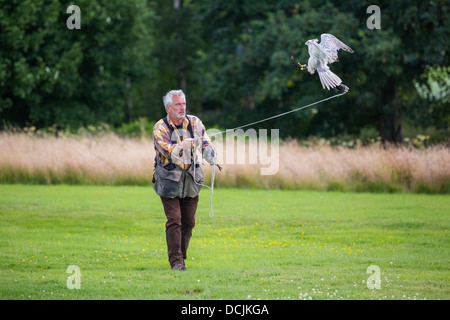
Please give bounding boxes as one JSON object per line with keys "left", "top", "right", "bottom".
{"left": 172, "top": 264, "right": 187, "bottom": 271}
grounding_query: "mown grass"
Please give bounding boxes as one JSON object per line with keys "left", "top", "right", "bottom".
{"left": 0, "top": 184, "right": 448, "bottom": 300}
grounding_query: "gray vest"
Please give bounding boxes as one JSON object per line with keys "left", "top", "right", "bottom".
{"left": 153, "top": 162, "right": 204, "bottom": 198}
{"left": 153, "top": 116, "right": 204, "bottom": 198}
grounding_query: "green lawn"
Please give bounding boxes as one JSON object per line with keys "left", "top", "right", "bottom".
{"left": 0, "top": 184, "right": 448, "bottom": 300}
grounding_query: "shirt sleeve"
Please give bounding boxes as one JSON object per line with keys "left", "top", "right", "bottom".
{"left": 191, "top": 116, "right": 212, "bottom": 150}
{"left": 193, "top": 117, "right": 218, "bottom": 165}
{"left": 202, "top": 124, "right": 212, "bottom": 149}
{"left": 153, "top": 122, "right": 175, "bottom": 161}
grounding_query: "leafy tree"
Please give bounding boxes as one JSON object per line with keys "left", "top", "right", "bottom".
{"left": 193, "top": 0, "right": 449, "bottom": 142}
{"left": 1, "top": 0, "right": 448, "bottom": 143}
{"left": 0, "top": 0, "right": 157, "bottom": 128}
{"left": 150, "top": 0, "right": 208, "bottom": 119}
{"left": 195, "top": 1, "right": 361, "bottom": 138}
{"left": 332, "top": 0, "right": 449, "bottom": 142}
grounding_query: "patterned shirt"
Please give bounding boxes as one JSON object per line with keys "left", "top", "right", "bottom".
{"left": 153, "top": 115, "right": 212, "bottom": 169}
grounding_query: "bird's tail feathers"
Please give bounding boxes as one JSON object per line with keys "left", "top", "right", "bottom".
{"left": 318, "top": 70, "right": 342, "bottom": 90}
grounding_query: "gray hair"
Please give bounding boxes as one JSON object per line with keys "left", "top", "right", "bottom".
{"left": 162, "top": 89, "right": 185, "bottom": 108}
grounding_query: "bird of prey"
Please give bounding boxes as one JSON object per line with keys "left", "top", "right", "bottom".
{"left": 303, "top": 33, "right": 354, "bottom": 93}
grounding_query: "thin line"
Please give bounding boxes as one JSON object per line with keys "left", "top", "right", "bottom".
{"left": 207, "top": 91, "right": 347, "bottom": 137}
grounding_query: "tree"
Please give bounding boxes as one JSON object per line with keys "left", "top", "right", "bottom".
{"left": 336, "top": 0, "right": 449, "bottom": 143}
{"left": 195, "top": 0, "right": 449, "bottom": 142}
{"left": 1, "top": 0, "right": 447, "bottom": 142}
{"left": 195, "top": 1, "right": 361, "bottom": 138}
{"left": 150, "top": 0, "right": 207, "bottom": 118}
{"left": 0, "top": 0, "right": 157, "bottom": 128}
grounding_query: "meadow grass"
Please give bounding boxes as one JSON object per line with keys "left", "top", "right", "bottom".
{"left": 0, "top": 184, "right": 448, "bottom": 300}
{"left": 0, "top": 132, "right": 449, "bottom": 193}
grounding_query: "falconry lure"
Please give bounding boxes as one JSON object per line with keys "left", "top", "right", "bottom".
{"left": 292, "top": 33, "right": 354, "bottom": 93}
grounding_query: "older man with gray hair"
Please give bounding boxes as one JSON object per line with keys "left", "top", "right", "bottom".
{"left": 152, "top": 89, "right": 217, "bottom": 271}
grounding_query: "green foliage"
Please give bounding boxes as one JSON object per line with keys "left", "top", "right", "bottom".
{"left": 194, "top": 0, "right": 449, "bottom": 141}
{"left": 0, "top": 0, "right": 157, "bottom": 128}
{"left": 0, "top": 0, "right": 448, "bottom": 142}
{"left": 344, "top": 0, "right": 449, "bottom": 142}
{"left": 410, "top": 65, "right": 450, "bottom": 131}
{"left": 114, "top": 117, "right": 155, "bottom": 137}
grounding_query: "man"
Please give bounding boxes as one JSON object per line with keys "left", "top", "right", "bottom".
{"left": 153, "top": 90, "right": 217, "bottom": 271}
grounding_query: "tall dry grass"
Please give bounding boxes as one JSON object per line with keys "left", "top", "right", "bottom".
{"left": 0, "top": 131, "right": 449, "bottom": 193}
{"left": 235, "top": 139, "right": 450, "bottom": 193}
{"left": 0, "top": 132, "right": 154, "bottom": 185}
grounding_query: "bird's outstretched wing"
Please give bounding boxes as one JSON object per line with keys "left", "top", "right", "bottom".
{"left": 319, "top": 33, "right": 354, "bottom": 63}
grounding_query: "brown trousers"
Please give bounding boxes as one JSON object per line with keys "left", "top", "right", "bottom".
{"left": 160, "top": 195, "right": 199, "bottom": 268}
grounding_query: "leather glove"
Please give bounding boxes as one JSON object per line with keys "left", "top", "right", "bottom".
{"left": 203, "top": 145, "right": 217, "bottom": 165}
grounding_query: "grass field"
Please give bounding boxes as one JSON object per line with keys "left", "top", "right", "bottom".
{"left": 0, "top": 184, "right": 448, "bottom": 300}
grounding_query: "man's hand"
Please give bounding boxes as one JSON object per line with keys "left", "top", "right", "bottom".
{"left": 179, "top": 138, "right": 194, "bottom": 149}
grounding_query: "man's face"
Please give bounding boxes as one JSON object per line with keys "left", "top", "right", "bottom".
{"left": 167, "top": 94, "right": 186, "bottom": 123}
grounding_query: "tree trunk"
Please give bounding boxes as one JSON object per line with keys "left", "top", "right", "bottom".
{"left": 174, "top": 0, "right": 186, "bottom": 93}
{"left": 378, "top": 78, "right": 403, "bottom": 144}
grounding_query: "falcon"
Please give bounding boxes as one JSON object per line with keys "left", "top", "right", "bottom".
{"left": 304, "top": 33, "right": 354, "bottom": 93}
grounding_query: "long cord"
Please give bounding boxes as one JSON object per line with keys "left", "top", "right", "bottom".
{"left": 207, "top": 90, "right": 347, "bottom": 138}
{"left": 192, "top": 147, "right": 216, "bottom": 217}
{"left": 193, "top": 90, "right": 347, "bottom": 217}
